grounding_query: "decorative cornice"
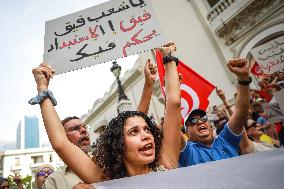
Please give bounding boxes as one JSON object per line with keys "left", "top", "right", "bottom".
{"left": 207, "top": 0, "right": 284, "bottom": 45}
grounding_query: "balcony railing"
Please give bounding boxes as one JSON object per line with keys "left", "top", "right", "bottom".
{"left": 207, "top": 0, "right": 253, "bottom": 35}
{"left": 207, "top": 0, "right": 236, "bottom": 23}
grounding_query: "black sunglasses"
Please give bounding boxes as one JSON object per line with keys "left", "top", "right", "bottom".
{"left": 247, "top": 122, "right": 257, "bottom": 129}
{"left": 188, "top": 116, "right": 208, "bottom": 126}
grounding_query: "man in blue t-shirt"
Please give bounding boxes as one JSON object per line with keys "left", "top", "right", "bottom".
{"left": 179, "top": 58, "right": 250, "bottom": 167}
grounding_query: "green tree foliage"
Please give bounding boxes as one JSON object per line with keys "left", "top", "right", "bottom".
{"left": 7, "top": 174, "right": 32, "bottom": 189}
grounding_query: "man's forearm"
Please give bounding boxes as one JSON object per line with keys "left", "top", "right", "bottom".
{"left": 226, "top": 59, "right": 249, "bottom": 134}
{"left": 235, "top": 83, "right": 249, "bottom": 117}
{"left": 221, "top": 98, "right": 233, "bottom": 116}
{"left": 228, "top": 83, "right": 249, "bottom": 134}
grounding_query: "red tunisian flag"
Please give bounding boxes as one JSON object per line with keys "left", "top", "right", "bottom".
{"left": 251, "top": 62, "right": 264, "bottom": 78}
{"left": 155, "top": 50, "right": 215, "bottom": 121}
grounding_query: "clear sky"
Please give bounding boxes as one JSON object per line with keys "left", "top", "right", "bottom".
{"left": 0, "top": 0, "right": 138, "bottom": 147}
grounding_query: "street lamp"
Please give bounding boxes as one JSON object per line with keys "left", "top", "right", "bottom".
{"left": 110, "top": 61, "right": 129, "bottom": 102}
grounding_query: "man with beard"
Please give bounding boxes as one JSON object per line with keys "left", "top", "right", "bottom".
{"left": 43, "top": 116, "right": 94, "bottom": 189}
{"left": 179, "top": 59, "right": 250, "bottom": 167}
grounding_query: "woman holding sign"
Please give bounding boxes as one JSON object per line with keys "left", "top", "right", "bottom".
{"left": 30, "top": 43, "right": 181, "bottom": 183}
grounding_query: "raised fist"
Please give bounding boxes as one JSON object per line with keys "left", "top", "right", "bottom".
{"left": 216, "top": 87, "right": 226, "bottom": 100}
{"left": 32, "top": 63, "right": 55, "bottom": 93}
{"left": 157, "top": 42, "right": 177, "bottom": 56}
{"left": 227, "top": 59, "right": 249, "bottom": 80}
{"left": 144, "top": 59, "right": 157, "bottom": 86}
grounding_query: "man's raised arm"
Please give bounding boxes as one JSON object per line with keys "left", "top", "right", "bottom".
{"left": 227, "top": 59, "right": 250, "bottom": 135}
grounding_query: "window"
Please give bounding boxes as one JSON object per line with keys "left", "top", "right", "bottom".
{"left": 14, "top": 157, "right": 20, "bottom": 166}
{"left": 31, "top": 155, "right": 43, "bottom": 164}
{"left": 49, "top": 154, "right": 53, "bottom": 162}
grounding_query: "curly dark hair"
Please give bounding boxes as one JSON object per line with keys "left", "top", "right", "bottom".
{"left": 93, "top": 111, "right": 163, "bottom": 180}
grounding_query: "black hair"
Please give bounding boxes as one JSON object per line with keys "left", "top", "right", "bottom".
{"left": 93, "top": 111, "right": 162, "bottom": 180}
{"left": 61, "top": 116, "right": 80, "bottom": 126}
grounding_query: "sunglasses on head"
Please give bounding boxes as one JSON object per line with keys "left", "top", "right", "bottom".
{"left": 37, "top": 170, "right": 53, "bottom": 177}
{"left": 188, "top": 116, "right": 208, "bottom": 126}
{"left": 67, "top": 124, "right": 87, "bottom": 132}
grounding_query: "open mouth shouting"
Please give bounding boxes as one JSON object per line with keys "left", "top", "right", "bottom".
{"left": 196, "top": 123, "right": 210, "bottom": 136}
{"left": 139, "top": 143, "right": 154, "bottom": 156}
{"left": 197, "top": 125, "right": 208, "bottom": 132}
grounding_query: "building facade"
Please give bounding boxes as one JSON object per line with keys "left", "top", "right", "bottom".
{"left": 1, "top": 147, "right": 63, "bottom": 183}
{"left": 17, "top": 116, "right": 41, "bottom": 149}
{"left": 82, "top": 0, "right": 284, "bottom": 144}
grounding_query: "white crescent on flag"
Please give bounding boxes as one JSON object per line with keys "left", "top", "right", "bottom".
{"left": 180, "top": 84, "right": 200, "bottom": 119}
{"left": 155, "top": 49, "right": 215, "bottom": 124}
{"left": 163, "top": 84, "right": 200, "bottom": 119}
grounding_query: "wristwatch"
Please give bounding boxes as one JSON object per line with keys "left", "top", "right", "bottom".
{"left": 28, "top": 90, "right": 57, "bottom": 106}
{"left": 163, "top": 55, "right": 179, "bottom": 66}
{"left": 237, "top": 77, "right": 252, "bottom": 85}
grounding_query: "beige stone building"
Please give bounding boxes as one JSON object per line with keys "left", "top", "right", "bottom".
{"left": 82, "top": 0, "right": 284, "bottom": 145}
{"left": 1, "top": 147, "right": 63, "bottom": 188}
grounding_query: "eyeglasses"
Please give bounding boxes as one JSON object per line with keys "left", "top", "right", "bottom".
{"left": 67, "top": 124, "right": 87, "bottom": 132}
{"left": 247, "top": 122, "right": 257, "bottom": 129}
{"left": 37, "top": 170, "right": 54, "bottom": 177}
{"left": 1, "top": 185, "right": 9, "bottom": 189}
{"left": 188, "top": 116, "right": 208, "bottom": 126}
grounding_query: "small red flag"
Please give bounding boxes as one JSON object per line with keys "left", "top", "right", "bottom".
{"left": 155, "top": 50, "right": 215, "bottom": 121}
{"left": 251, "top": 62, "right": 264, "bottom": 78}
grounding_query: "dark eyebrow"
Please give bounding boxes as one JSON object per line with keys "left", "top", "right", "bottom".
{"left": 126, "top": 125, "right": 139, "bottom": 135}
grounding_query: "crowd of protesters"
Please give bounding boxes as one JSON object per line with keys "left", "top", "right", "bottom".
{"left": 210, "top": 70, "right": 283, "bottom": 154}
{"left": 2, "top": 43, "right": 283, "bottom": 189}
{"left": 0, "top": 165, "right": 54, "bottom": 189}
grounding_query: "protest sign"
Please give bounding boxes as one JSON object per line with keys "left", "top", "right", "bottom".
{"left": 92, "top": 149, "right": 284, "bottom": 189}
{"left": 263, "top": 102, "right": 282, "bottom": 124}
{"left": 250, "top": 35, "right": 284, "bottom": 74}
{"left": 274, "top": 89, "right": 284, "bottom": 115}
{"left": 44, "top": 0, "right": 166, "bottom": 74}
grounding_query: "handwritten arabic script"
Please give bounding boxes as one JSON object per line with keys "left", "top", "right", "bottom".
{"left": 43, "top": 0, "right": 166, "bottom": 75}
{"left": 262, "top": 102, "right": 283, "bottom": 124}
{"left": 250, "top": 35, "right": 284, "bottom": 75}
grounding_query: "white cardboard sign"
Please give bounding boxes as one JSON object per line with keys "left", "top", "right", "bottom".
{"left": 250, "top": 35, "right": 284, "bottom": 74}
{"left": 91, "top": 149, "right": 284, "bottom": 189}
{"left": 43, "top": 0, "right": 166, "bottom": 74}
{"left": 274, "top": 89, "right": 284, "bottom": 116}
{"left": 263, "top": 102, "right": 281, "bottom": 124}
